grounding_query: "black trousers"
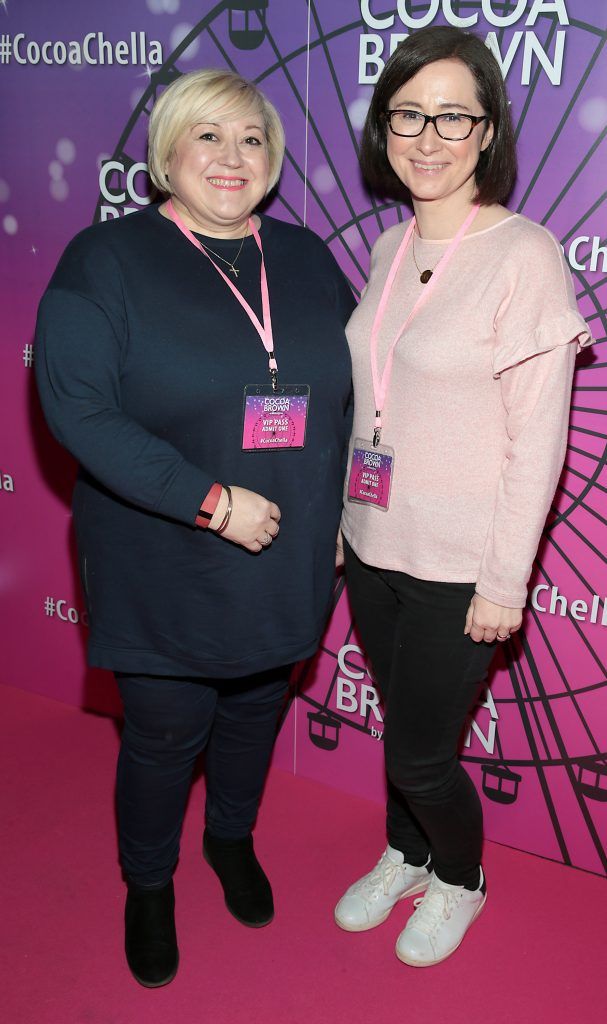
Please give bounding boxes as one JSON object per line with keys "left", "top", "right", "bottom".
{"left": 115, "top": 666, "right": 290, "bottom": 889}
{"left": 344, "top": 540, "right": 496, "bottom": 888}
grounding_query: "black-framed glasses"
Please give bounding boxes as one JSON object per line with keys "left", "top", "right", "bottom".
{"left": 385, "top": 109, "right": 489, "bottom": 141}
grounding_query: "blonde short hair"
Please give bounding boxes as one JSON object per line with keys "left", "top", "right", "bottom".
{"left": 148, "top": 69, "right": 285, "bottom": 194}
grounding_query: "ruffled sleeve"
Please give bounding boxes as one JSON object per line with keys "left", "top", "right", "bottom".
{"left": 492, "top": 223, "right": 592, "bottom": 378}
{"left": 493, "top": 309, "right": 592, "bottom": 377}
{"left": 476, "top": 223, "right": 594, "bottom": 608}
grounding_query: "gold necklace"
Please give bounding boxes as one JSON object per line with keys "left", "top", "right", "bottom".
{"left": 199, "top": 228, "right": 248, "bottom": 277}
{"left": 411, "top": 229, "right": 439, "bottom": 285}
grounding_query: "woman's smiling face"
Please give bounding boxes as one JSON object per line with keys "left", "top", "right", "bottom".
{"left": 386, "top": 58, "right": 493, "bottom": 211}
{"left": 166, "top": 107, "right": 270, "bottom": 237}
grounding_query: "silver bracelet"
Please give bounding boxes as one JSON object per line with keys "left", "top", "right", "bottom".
{"left": 215, "top": 485, "right": 233, "bottom": 535}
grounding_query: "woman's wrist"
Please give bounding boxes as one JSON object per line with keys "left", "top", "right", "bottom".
{"left": 208, "top": 485, "right": 231, "bottom": 532}
{"left": 195, "top": 481, "right": 223, "bottom": 529}
{"left": 474, "top": 587, "right": 525, "bottom": 611}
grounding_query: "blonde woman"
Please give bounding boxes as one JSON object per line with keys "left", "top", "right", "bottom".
{"left": 36, "top": 69, "right": 354, "bottom": 987}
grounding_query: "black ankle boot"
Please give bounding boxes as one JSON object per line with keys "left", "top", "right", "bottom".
{"left": 124, "top": 879, "right": 179, "bottom": 987}
{"left": 203, "top": 829, "right": 274, "bottom": 928}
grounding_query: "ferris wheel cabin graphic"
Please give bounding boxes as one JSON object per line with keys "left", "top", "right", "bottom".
{"left": 93, "top": 0, "right": 607, "bottom": 875}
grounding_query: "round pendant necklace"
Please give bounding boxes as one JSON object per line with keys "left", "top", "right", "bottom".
{"left": 411, "top": 229, "right": 438, "bottom": 285}
{"left": 199, "top": 229, "right": 248, "bottom": 277}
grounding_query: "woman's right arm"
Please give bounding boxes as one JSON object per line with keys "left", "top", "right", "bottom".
{"left": 36, "top": 270, "right": 279, "bottom": 548}
{"left": 36, "top": 287, "right": 213, "bottom": 526}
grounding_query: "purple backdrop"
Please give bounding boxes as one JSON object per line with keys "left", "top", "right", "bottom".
{"left": 1, "top": 0, "right": 606, "bottom": 875}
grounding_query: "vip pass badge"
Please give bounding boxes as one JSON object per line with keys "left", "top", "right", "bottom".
{"left": 242, "top": 384, "right": 310, "bottom": 451}
{"left": 348, "top": 437, "right": 395, "bottom": 511}
{"left": 347, "top": 204, "right": 481, "bottom": 510}
{"left": 166, "top": 200, "right": 310, "bottom": 452}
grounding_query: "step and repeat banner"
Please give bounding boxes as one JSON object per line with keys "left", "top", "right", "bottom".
{"left": 1, "top": 1, "right": 606, "bottom": 874}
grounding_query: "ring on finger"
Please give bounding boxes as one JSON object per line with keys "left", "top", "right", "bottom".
{"left": 496, "top": 632, "right": 510, "bottom": 641}
{"left": 261, "top": 531, "right": 272, "bottom": 546}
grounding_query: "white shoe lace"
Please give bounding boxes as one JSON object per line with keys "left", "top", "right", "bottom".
{"left": 353, "top": 853, "right": 402, "bottom": 901}
{"left": 410, "top": 878, "right": 463, "bottom": 935}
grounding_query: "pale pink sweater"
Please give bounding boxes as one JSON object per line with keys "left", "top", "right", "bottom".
{"left": 341, "top": 214, "right": 593, "bottom": 608}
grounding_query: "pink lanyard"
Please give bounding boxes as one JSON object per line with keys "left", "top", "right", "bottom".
{"left": 166, "top": 199, "right": 278, "bottom": 390}
{"left": 370, "top": 203, "right": 480, "bottom": 445}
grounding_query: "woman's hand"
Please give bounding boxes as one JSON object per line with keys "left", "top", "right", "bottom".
{"left": 335, "top": 528, "right": 345, "bottom": 570}
{"left": 210, "top": 485, "right": 280, "bottom": 554}
{"left": 464, "top": 593, "right": 523, "bottom": 644}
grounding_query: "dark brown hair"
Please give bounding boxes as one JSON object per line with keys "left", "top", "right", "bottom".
{"left": 360, "top": 25, "right": 517, "bottom": 205}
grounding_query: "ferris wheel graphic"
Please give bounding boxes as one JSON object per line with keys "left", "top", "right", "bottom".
{"left": 94, "top": 0, "right": 607, "bottom": 875}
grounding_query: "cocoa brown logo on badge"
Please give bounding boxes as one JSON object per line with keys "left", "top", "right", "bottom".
{"left": 263, "top": 397, "right": 290, "bottom": 413}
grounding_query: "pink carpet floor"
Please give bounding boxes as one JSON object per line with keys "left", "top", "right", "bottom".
{"left": 2, "top": 682, "right": 606, "bottom": 1024}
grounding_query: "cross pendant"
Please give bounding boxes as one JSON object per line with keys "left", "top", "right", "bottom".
{"left": 229, "top": 265, "right": 239, "bottom": 277}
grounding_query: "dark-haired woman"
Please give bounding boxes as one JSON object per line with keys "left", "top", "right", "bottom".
{"left": 334, "top": 26, "right": 592, "bottom": 966}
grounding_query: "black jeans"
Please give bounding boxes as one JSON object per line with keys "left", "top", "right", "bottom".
{"left": 344, "top": 540, "right": 496, "bottom": 888}
{"left": 115, "top": 666, "right": 290, "bottom": 889}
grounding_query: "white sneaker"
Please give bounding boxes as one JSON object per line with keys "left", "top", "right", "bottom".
{"left": 395, "top": 867, "right": 486, "bottom": 966}
{"left": 334, "top": 846, "right": 431, "bottom": 932}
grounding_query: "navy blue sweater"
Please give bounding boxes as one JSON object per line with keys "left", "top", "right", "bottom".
{"left": 36, "top": 205, "right": 354, "bottom": 677}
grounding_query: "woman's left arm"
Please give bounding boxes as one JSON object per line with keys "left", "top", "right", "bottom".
{"left": 466, "top": 228, "right": 593, "bottom": 644}
{"left": 467, "top": 342, "right": 576, "bottom": 641}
